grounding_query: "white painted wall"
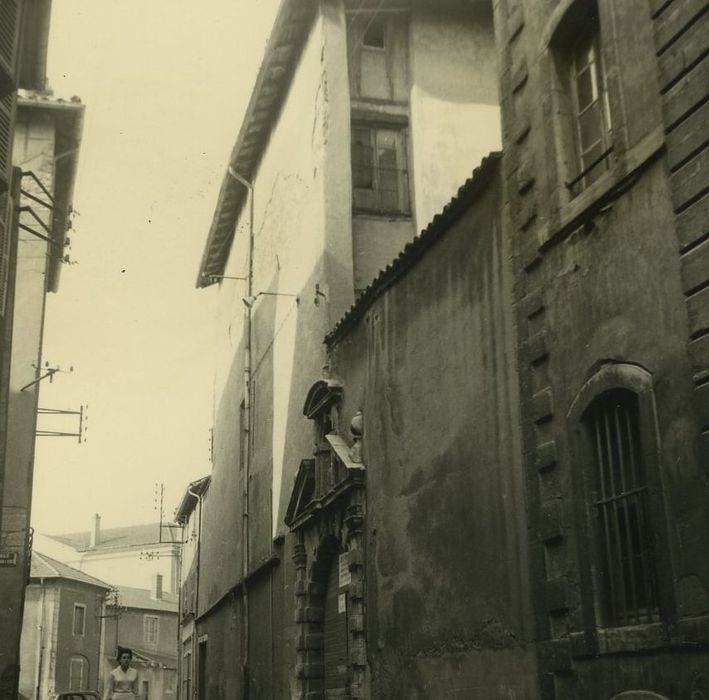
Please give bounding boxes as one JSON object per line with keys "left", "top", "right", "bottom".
{"left": 409, "top": 7, "right": 501, "bottom": 231}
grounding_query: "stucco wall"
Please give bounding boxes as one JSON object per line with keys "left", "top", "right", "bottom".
{"left": 197, "top": 6, "right": 353, "bottom": 696}
{"left": 0, "top": 112, "right": 55, "bottom": 692}
{"left": 409, "top": 5, "right": 501, "bottom": 232}
{"left": 329, "top": 163, "right": 537, "bottom": 699}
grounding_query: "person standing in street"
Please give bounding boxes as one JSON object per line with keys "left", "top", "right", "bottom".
{"left": 104, "top": 647, "right": 139, "bottom": 700}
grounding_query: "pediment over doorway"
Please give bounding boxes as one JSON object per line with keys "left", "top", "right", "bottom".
{"left": 285, "top": 459, "right": 315, "bottom": 527}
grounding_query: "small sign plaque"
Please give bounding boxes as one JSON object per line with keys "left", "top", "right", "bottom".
{"left": 338, "top": 593, "right": 347, "bottom": 614}
{"left": 338, "top": 553, "right": 351, "bottom": 588}
{"left": 0, "top": 552, "right": 18, "bottom": 567}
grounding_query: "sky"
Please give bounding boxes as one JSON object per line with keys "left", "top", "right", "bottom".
{"left": 31, "top": 0, "right": 279, "bottom": 535}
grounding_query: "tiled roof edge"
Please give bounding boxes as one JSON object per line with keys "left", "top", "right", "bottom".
{"left": 196, "top": 0, "right": 318, "bottom": 288}
{"left": 324, "top": 152, "right": 502, "bottom": 347}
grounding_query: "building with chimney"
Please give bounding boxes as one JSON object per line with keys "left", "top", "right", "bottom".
{"left": 103, "top": 574, "right": 178, "bottom": 700}
{"left": 34, "top": 516, "right": 182, "bottom": 594}
{"left": 17, "top": 552, "right": 110, "bottom": 700}
{"left": 0, "top": 2, "right": 85, "bottom": 695}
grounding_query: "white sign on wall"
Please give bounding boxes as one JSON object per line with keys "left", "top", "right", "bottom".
{"left": 338, "top": 593, "right": 347, "bottom": 614}
{"left": 338, "top": 552, "right": 351, "bottom": 588}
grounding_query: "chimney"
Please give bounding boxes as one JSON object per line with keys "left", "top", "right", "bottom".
{"left": 150, "top": 573, "right": 163, "bottom": 600}
{"left": 90, "top": 514, "right": 101, "bottom": 548}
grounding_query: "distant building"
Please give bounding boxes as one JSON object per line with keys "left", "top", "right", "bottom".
{"left": 18, "top": 552, "right": 110, "bottom": 700}
{"left": 174, "top": 476, "right": 210, "bottom": 700}
{"left": 0, "top": 1, "right": 85, "bottom": 694}
{"left": 35, "top": 516, "right": 181, "bottom": 594}
{"left": 103, "top": 575, "right": 178, "bottom": 700}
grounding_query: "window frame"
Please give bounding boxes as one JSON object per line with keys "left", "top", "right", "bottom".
{"left": 72, "top": 603, "right": 86, "bottom": 637}
{"left": 567, "top": 24, "right": 613, "bottom": 193}
{"left": 346, "top": 12, "right": 409, "bottom": 104}
{"left": 351, "top": 120, "right": 411, "bottom": 217}
{"left": 567, "top": 364, "right": 676, "bottom": 651}
{"left": 143, "top": 614, "right": 160, "bottom": 646}
{"left": 68, "top": 655, "right": 87, "bottom": 691}
{"left": 582, "top": 388, "right": 660, "bottom": 627}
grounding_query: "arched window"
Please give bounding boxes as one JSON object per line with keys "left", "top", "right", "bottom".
{"left": 568, "top": 363, "right": 674, "bottom": 633}
{"left": 583, "top": 388, "right": 659, "bottom": 626}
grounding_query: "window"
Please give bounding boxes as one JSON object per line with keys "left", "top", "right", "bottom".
{"left": 69, "top": 655, "right": 87, "bottom": 690}
{"left": 568, "top": 21, "right": 612, "bottom": 192}
{"left": 143, "top": 614, "right": 159, "bottom": 645}
{"left": 351, "top": 124, "right": 410, "bottom": 215}
{"left": 347, "top": 14, "right": 408, "bottom": 102}
{"left": 584, "top": 389, "right": 659, "bottom": 626}
{"left": 72, "top": 604, "right": 86, "bottom": 637}
{"left": 142, "top": 680, "right": 150, "bottom": 700}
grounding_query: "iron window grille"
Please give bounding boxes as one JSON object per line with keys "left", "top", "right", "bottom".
{"left": 351, "top": 124, "right": 410, "bottom": 215}
{"left": 567, "top": 24, "right": 613, "bottom": 194}
{"left": 585, "top": 389, "right": 660, "bottom": 626}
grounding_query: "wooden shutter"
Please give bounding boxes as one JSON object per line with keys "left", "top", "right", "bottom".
{"left": 0, "top": 90, "right": 14, "bottom": 193}
{"left": 0, "top": 0, "right": 22, "bottom": 94}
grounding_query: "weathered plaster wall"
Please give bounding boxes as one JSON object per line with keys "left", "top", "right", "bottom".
{"left": 330, "top": 164, "right": 537, "bottom": 699}
{"left": 199, "top": 4, "right": 353, "bottom": 697}
{"left": 53, "top": 583, "right": 104, "bottom": 691}
{"left": 352, "top": 215, "right": 413, "bottom": 294}
{"left": 0, "top": 112, "right": 54, "bottom": 692}
{"left": 409, "top": 5, "right": 501, "bottom": 232}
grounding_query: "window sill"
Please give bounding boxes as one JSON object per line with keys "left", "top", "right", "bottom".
{"left": 540, "top": 125, "right": 665, "bottom": 251}
{"left": 569, "top": 613, "right": 709, "bottom": 657}
{"left": 352, "top": 209, "right": 411, "bottom": 221}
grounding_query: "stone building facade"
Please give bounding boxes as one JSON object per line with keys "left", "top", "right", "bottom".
{"left": 492, "top": 0, "right": 709, "bottom": 697}
{"left": 181, "top": 0, "right": 709, "bottom": 698}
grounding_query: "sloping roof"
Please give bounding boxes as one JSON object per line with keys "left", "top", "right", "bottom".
{"left": 196, "top": 0, "right": 318, "bottom": 287}
{"left": 116, "top": 585, "right": 178, "bottom": 614}
{"left": 17, "top": 90, "right": 85, "bottom": 292}
{"left": 174, "top": 476, "right": 211, "bottom": 525}
{"left": 325, "top": 152, "right": 502, "bottom": 347}
{"left": 45, "top": 522, "right": 180, "bottom": 553}
{"left": 31, "top": 551, "right": 111, "bottom": 589}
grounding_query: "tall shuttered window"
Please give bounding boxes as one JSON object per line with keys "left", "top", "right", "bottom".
{"left": 585, "top": 389, "right": 660, "bottom": 626}
{"left": 0, "top": 0, "right": 21, "bottom": 87}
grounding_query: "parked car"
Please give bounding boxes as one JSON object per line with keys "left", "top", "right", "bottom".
{"left": 47, "top": 693, "right": 101, "bottom": 700}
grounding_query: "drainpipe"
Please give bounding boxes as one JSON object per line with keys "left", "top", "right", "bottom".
{"left": 227, "top": 165, "right": 254, "bottom": 695}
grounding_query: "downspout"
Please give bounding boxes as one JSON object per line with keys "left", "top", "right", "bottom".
{"left": 227, "top": 166, "right": 254, "bottom": 695}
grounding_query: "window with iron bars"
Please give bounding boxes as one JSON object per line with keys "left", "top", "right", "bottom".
{"left": 351, "top": 124, "right": 410, "bottom": 215}
{"left": 585, "top": 388, "right": 660, "bottom": 626}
